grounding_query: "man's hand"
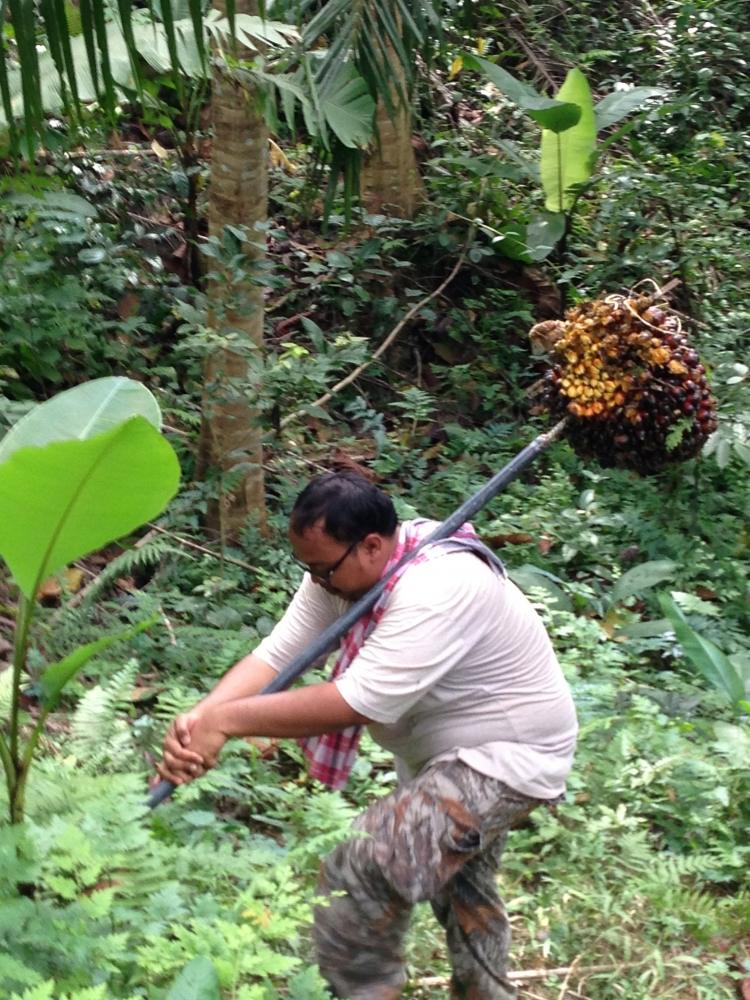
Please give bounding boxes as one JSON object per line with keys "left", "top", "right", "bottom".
{"left": 184, "top": 708, "right": 228, "bottom": 770}
{"left": 157, "top": 707, "right": 208, "bottom": 785}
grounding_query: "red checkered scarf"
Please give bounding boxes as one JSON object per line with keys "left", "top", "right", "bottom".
{"left": 300, "top": 518, "right": 504, "bottom": 789}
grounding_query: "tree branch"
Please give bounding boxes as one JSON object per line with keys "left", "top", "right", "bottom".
{"left": 280, "top": 240, "right": 471, "bottom": 429}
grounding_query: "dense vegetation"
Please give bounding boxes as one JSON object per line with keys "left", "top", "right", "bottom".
{"left": 0, "top": 1, "right": 748, "bottom": 998}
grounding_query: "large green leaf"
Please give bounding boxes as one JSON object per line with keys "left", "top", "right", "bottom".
{"left": 464, "top": 54, "right": 581, "bottom": 132}
{"left": 319, "top": 66, "right": 375, "bottom": 149}
{"left": 257, "top": 70, "right": 311, "bottom": 132}
{"left": 0, "top": 417, "right": 180, "bottom": 599}
{"left": 165, "top": 957, "right": 221, "bottom": 1000}
{"left": 39, "top": 617, "right": 156, "bottom": 710}
{"left": 660, "top": 593, "right": 746, "bottom": 705}
{"left": 618, "top": 617, "right": 672, "bottom": 639}
{"left": 492, "top": 221, "right": 533, "bottom": 263}
{"left": 595, "top": 86, "right": 667, "bottom": 132}
{"left": 611, "top": 559, "right": 677, "bottom": 605}
{"left": 0, "top": 377, "right": 161, "bottom": 464}
{"left": 540, "top": 68, "right": 596, "bottom": 212}
{"left": 6, "top": 190, "right": 97, "bottom": 221}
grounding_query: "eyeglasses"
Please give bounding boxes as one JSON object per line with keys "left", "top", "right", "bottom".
{"left": 292, "top": 539, "right": 359, "bottom": 584}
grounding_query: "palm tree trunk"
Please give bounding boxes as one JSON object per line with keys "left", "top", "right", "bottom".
{"left": 360, "top": 42, "right": 424, "bottom": 218}
{"left": 199, "top": 0, "right": 268, "bottom": 541}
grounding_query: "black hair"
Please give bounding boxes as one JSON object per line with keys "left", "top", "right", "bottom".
{"left": 290, "top": 472, "right": 398, "bottom": 543}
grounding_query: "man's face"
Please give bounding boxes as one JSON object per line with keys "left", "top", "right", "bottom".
{"left": 289, "top": 520, "right": 393, "bottom": 601}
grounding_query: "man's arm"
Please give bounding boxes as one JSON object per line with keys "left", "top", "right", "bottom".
{"left": 161, "top": 682, "right": 371, "bottom": 782}
{"left": 158, "top": 576, "right": 342, "bottom": 784}
{"left": 159, "top": 653, "right": 278, "bottom": 784}
{"left": 210, "top": 682, "right": 370, "bottom": 740}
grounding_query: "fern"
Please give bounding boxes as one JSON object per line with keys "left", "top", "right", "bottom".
{"left": 78, "top": 537, "right": 188, "bottom": 605}
{"left": 0, "top": 952, "right": 42, "bottom": 990}
{"left": 148, "top": 684, "right": 203, "bottom": 726}
{"left": 68, "top": 660, "right": 140, "bottom": 772}
{"left": 644, "top": 852, "right": 719, "bottom": 883}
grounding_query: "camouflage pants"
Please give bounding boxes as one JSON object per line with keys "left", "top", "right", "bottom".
{"left": 313, "top": 759, "right": 542, "bottom": 1000}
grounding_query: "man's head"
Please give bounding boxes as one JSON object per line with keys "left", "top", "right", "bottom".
{"left": 289, "top": 472, "right": 398, "bottom": 600}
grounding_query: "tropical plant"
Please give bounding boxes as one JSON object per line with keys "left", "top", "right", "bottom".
{"left": 460, "top": 55, "right": 667, "bottom": 263}
{"left": 295, "top": 0, "right": 439, "bottom": 216}
{"left": 660, "top": 592, "right": 750, "bottom": 711}
{"left": 0, "top": 378, "right": 180, "bottom": 822}
{"left": 0, "top": 2, "right": 431, "bottom": 183}
{"left": 1, "top": 0, "right": 445, "bottom": 540}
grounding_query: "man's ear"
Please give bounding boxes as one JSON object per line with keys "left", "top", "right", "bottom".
{"left": 360, "top": 532, "right": 384, "bottom": 558}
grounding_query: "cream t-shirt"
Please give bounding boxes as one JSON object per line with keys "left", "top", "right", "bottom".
{"left": 255, "top": 549, "right": 578, "bottom": 799}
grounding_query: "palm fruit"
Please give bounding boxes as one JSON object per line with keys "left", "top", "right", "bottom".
{"left": 535, "top": 292, "right": 718, "bottom": 474}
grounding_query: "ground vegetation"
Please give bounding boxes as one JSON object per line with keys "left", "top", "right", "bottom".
{"left": 0, "top": 1, "right": 749, "bottom": 997}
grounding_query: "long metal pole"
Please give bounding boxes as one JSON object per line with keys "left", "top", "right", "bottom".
{"left": 147, "top": 418, "right": 568, "bottom": 808}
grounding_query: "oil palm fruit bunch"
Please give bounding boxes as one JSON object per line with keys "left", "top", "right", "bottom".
{"left": 534, "top": 290, "right": 718, "bottom": 473}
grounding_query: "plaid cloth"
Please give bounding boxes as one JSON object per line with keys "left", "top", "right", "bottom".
{"left": 300, "top": 518, "right": 506, "bottom": 789}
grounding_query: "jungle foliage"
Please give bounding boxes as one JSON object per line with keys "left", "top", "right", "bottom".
{"left": 0, "top": 0, "right": 749, "bottom": 997}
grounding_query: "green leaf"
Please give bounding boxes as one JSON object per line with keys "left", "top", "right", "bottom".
{"left": 0, "top": 417, "right": 180, "bottom": 599}
{"left": 595, "top": 86, "right": 667, "bottom": 132}
{"left": 712, "top": 721, "right": 750, "bottom": 761}
{"left": 92, "top": 0, "right": 117, "bottom": 114}
{"left": 77, "top": 246, "right": 107, "bottom": 264}
{"left": 509, "top": 564, "right": 572, "bottom": 612}
{"left": 185, "top": 0, "right": 206, "bottom": 72}
{"left": 526, "top": 211, "right": 566, "bottom": 261}
{"left": 540, "top": 68, "right": 596, "bottom": 212}
{"left": 319, "top": 66, "right": 375, "bottom": 149}
{"left": 257, "top": 71, "right": 310, "bottom": 131}
{"left": 6, "top": 0, "right": 44, "bottom": 156}
{"left": 0, "top": 377, "right": 162, "bottom": 464}
{"left": 611, "top": 560, "right": 677, "bottom": 605}
{"left": 492, "top": 212, "right": 565, "bottom": 264}
{"left": 204, "top": 13, "right": 298, "bottom": 54}
{"left": 618, "top": 617, "right": 672, "bottom": 639}
{"left": 462, "top": 52, "right": 543, "bottom": 104}
{"left": 529, "top": 102, "right": 582, "bottom": 133}
{"left": 158, "top": 0, "right": 185, "bottom": 103}
{"left": 7, "top": 190, "right": 98, "bottom": 220}
{"left": 659, "top": 593, "right": 746, "bottom": 705}
{"left": 165, "top": 956, "right": 221, "bottom": 1000}
{"left": 39, "top": 617, "right": 156, "bottom": 709}
{"left": 463, "top": 54, "right": 581, "bottom": 131}
{"left": 492, "top": 221, "right": 532, "bottom": 263}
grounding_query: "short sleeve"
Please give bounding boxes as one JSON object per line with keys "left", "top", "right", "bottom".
{"left": 255, "top": 574, "right": 344, "bottom": 672}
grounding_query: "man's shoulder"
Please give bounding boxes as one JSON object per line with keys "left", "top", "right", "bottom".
{"left": 392, "top": 549, "right": 497, "bottom": 607}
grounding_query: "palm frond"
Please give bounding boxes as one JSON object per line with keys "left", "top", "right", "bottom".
{"left": 302, "top": 0, "right": 439, "bottom": 113}
{"left": 0, "top": 7, "right": 297, "bottom": 145}
{"left": 0, "top": 1, "right": 21, "bottom": 156}
{"left": 6, "top": 0, "right": 43, "bottom": 155}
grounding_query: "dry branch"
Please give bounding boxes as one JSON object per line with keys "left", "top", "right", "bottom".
{"left": 280, "top": 243, "right": 470, "bottom": 429}
{"left": 147, "top": 523, "right": 262, "bottom": 573}
{"left": 416, "top": 960, "right": 644, "bottom": 988}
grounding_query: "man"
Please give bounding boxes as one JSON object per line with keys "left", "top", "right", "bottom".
{"left": 159, "top": 472, "right": 578, "bottom": 999}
